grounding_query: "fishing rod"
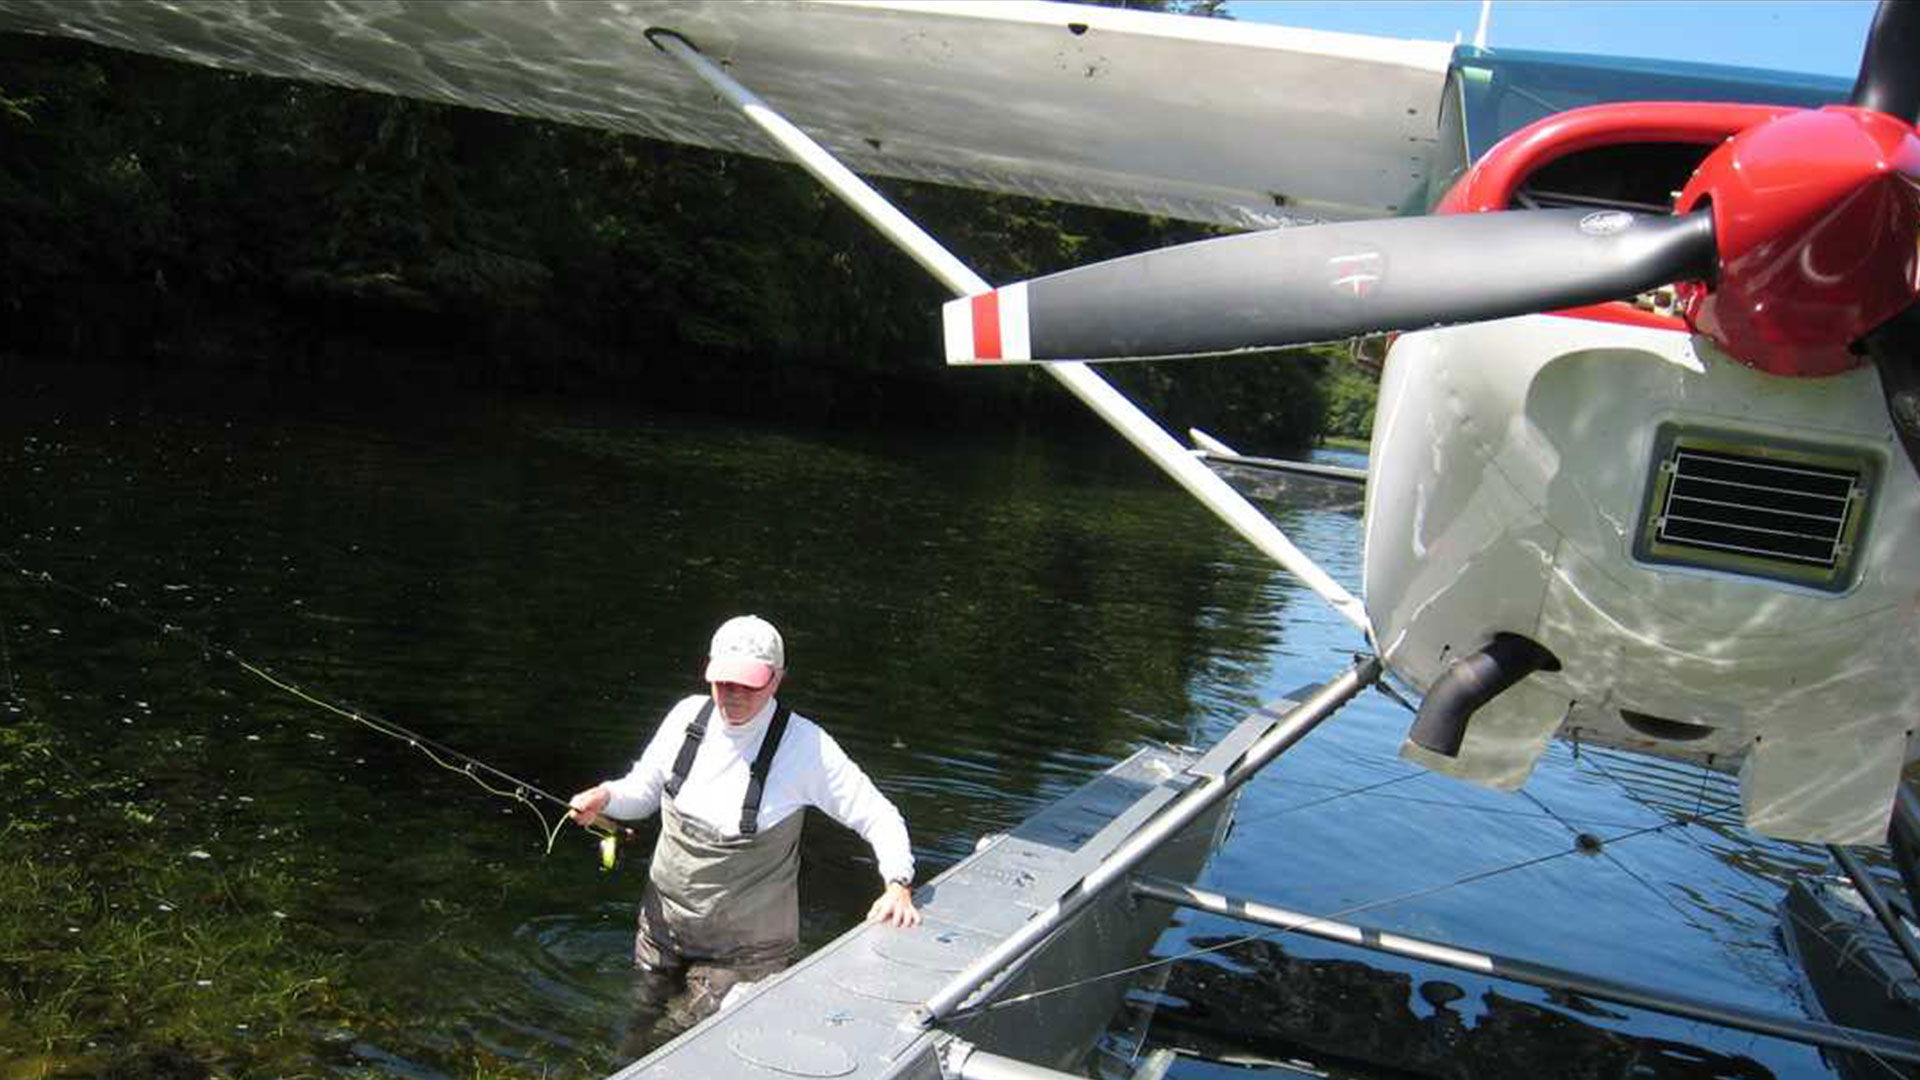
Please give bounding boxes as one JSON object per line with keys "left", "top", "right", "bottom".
{"left": 0, "top": 550, "right": 634, "bottom": 866}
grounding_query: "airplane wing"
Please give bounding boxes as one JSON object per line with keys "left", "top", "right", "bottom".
{"left": 0, "top": 0, "right": 1452, "bottom": 228}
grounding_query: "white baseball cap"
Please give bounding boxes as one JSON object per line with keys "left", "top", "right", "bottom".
{"left": 704, "top": 615, "right": 785, "bottom": 688}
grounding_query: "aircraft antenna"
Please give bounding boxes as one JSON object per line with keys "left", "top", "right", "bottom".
{"left": 1473, "top": 0, "right": 1493, "bottom": 49}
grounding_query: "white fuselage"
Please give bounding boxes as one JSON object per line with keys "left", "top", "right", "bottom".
{"left": 1363, "top": 314, "right": 1920, "bottom": 844}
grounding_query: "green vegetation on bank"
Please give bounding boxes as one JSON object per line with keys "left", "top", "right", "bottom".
{"left": 0, "top": 30, "right": 1376, "bottom": 453}
{"left": 0, "top": 716, "right": 337, "bottom": 1079}
{"left": 0, "top": 699, "right": 593, "bottom": 1080}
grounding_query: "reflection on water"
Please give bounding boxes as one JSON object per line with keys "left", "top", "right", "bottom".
{"left": 0, "top": 359, "right": 1850, "bottom": 1078}
{"left": 1126, "top": 935, "right": 1776, "bottom": 1079}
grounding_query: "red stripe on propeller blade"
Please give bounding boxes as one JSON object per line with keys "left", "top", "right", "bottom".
{"left": 971, "top": 291, "right": 1002, "bottom": 361}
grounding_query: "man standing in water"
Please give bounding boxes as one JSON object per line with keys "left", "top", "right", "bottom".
{"left": 568, "top": 614, "right": 920, "bottom": 1039}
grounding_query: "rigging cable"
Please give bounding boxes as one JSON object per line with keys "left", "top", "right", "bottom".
{"left": 1143, "top": 716, "right": 1660, "bottom": 872}
{"left": 1578, "top": 743, "right": 1914, "bottom": 1080}
{"left": 0, "top": 550, "right": 627, "bottom": 856}
{"left": 973, "top": 748, "right": 1914, "bottom": 1078}
{"left": 1372, "top": 675, "right": 1420, "bottom": 715}
{"left": 1517, "top": 783, "right": 1715, "bottom": 936}
{"left": 941, "top": 797, "right": 1752, "bottom": 1020}
{"left": 1137, "top": 769, "right": 1431, "bottom": 868}
{"left": 1243, "top": 778, "right": 1653, "bottom": 831}
{"left": 946, "top": 691, "right": 1913, "bottom": 1076}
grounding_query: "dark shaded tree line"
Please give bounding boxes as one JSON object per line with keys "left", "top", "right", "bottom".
{"left": 0, "top": 31, "right": 1373, "bottom": 452}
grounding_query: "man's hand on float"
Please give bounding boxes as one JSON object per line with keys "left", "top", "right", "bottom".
{"left": 867, "top": 882, "right": 921, "bottom": 928}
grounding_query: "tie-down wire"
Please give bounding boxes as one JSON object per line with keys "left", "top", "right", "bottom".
{"left": 973, "top": 731, "right": 1919, "bottom": 1078}
{"left": 1578, "top": 743, "right": 1920, "bottom": 1080}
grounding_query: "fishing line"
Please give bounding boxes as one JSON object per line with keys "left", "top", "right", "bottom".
{"left": 233, "top": 654, "right": 576, "bottom": 853}
{"left": 941, "top": 798, "right": 1750, "bottom": 1024}
{"left": 0, "top": 550, "right": 625, "bottom": 857}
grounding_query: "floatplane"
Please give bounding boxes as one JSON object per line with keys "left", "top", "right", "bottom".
{"left": 5, "top": 0, "right": 1920, "bottom": 1076}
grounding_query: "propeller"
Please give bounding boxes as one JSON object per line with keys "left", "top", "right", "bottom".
{"left": 944, "top": 208, "right": 1713, "bottom": 364}
{"left": 1850, "top": 0, "right": 1920, "bottom": 122}
{"left": 946, "top": 0, "right": 1920, "bottom": 393}
{"left": 1849, "top": 0, "right": 1920, "bottom": 474}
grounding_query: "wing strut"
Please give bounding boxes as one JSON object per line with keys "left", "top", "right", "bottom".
{"left": 645, "top": 29, "right": 1371, "bottom": 637}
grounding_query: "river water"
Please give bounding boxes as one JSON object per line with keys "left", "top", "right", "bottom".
{"left": 0, "top": 358, "right": 1849, "bottom": 1078}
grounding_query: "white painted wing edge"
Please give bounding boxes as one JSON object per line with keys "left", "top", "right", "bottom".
{"left": 0, "top": 0, "right": 1452, "bottom": 227}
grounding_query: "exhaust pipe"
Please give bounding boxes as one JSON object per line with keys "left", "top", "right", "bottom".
{"left": 1407, "top": 633, "right": 1560, "bottom": 757}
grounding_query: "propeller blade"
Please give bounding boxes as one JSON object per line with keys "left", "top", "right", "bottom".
{"left": 1861, "top": 301, "right": 1920, "bottom": 480}
{"left": 1850, "top": 0, "right": 1920, "bottom": 123}
{"left": 945, "top": 208, "right": 1714, "bottom": 365}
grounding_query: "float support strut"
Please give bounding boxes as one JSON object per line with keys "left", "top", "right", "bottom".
{"left": 1891, "top": 784, "right": 1920, "bottom": 921}
{"left": 1828, "top": 842, "right": 1920, "bottom": 979}
{"left": 917, "top": 657, "right": 1381, "bottom": 1025}
{"left": 1131, "top": 874, "right": 1920, "bottom": 1067}
{"left": 937, "top": 1038, "right": 1083, "bottom": 1080}
{"left": 646, "top": 29, "right": 1370, "bottom": 636}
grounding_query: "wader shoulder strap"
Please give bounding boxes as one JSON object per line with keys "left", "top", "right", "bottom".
{"left": 663, "top": 698, "right": 715, "bottom": 800}
{"left": 739, "top": 704, "right": 792, "bottom": 837}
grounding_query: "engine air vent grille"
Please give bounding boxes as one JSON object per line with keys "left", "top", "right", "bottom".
{"left": 1636, "top": 430, "right": 1875, "bottom": 593}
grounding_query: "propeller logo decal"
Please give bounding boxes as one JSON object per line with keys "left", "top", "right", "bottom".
{"left": 1579, "top": 210, "right": 1635, "bottom": 236}
{"left": 1329, "top": 251, "right": 1383, "bottom": 298}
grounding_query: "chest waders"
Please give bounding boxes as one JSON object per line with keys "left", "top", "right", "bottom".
{"left": 636, "top": 699, "right": 800, "bottom": 969}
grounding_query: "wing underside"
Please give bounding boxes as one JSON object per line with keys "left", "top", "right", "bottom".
{"left": 0, "top": 0, "right": 1451, "bottom": 228}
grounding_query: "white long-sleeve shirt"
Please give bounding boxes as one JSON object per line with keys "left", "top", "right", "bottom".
{"left": 602, "top": 695, "right": 915, "bottom": 886}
